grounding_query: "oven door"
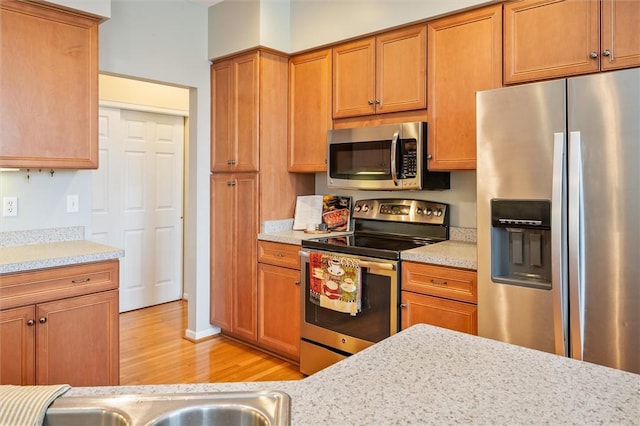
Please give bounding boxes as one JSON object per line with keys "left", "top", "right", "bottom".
{"left": 299, "top": 249, "right": 399, "bottom": 373}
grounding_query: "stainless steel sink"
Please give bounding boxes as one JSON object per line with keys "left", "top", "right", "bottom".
{"left": 43, "top": 390, "right": 290, "bottom": 426}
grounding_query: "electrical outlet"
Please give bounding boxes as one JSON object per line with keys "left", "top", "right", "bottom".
{"left": 67, "top": 194, "right": 79, "bottom": 213}
{"left": 3, "top": 196, "right": 18, "bottom": 217}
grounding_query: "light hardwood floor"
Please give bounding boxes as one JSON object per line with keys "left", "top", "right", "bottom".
{"left": 119, "top": 300, "right": 304, "bottom": 385}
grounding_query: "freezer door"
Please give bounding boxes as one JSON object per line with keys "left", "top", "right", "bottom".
{"left": 567, "top": 68, "right": 640, "bottom": 374}
{"left": 476, "top": 79, "right": 566, "bottom": 354}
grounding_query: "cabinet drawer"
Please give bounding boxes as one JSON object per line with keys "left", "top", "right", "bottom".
{"left": 401, "top": 291, "right": 477, "bottom": 335}
{"left": 257, "top": 241, "right": 300, "bottom": 270}
{"left": 0, "top": 260, "right": 119, "bottom": 310}
{"left": 402, "top": 262, "right": 476, "bottom": 304}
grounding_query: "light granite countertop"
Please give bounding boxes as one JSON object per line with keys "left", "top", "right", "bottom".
{"left": 64, "top": 324, "right": 640, "bottom": 425}
{"left": 0, "top": 240, "right": 124, "bottom": 274}
{"left": 401, "top": 240, "right": 477, "bottom": 270}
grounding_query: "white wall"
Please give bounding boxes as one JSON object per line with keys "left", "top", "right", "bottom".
{"left": 290, "top": 0, "right": 494, "bottom": 52}
{"left": 99, "top": 0, "right": 216, "bottom": 339}
{"left": 44, "top": 0, "right": 110, "bottom": 18}
{"left": 209, "top": 0, "right": 494, "bottom": 58}
{"left": 99, "top": 74, "right": 190, "bottom": 113}
{"left": 0, "top": 170, "right": 92, "bottom": 233}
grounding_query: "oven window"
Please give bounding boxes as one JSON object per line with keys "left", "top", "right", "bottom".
{"left": 329, "top": 140, "right": 392, "bottom": 181}
{"left": 304, "top": 266, "right": 392, "bottom": 342}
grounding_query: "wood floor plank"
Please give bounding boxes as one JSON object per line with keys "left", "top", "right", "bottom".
{"left": 119, "top": 300, "right": 304, "bottom": 385}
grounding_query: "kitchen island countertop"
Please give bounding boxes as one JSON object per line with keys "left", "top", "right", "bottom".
{"left": 64, "top": 324, "right": 639, "bottom": 425}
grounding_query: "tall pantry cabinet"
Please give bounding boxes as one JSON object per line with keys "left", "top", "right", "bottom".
{"left": 210, "top": 49, "right": 314, "bottom": 343}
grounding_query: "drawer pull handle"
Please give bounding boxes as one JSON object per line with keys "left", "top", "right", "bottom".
{"left": 431, "top": 279, "right": 448, "bottom": 286}
{"left": 72, "top": 277, "right": 91, "bottom": 284}
{"left": 39, "top": 317, "right": 47, "bottom": 324}
{"left": 274, "top": 253, "right": 284, "bottom": 257}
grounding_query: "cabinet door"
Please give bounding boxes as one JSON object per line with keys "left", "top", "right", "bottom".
{"left": 0, "top": 306, "right": 35, "bottom": 385}
{"left": 232, "top": 174, "right": 259, "bottom": 341}
{"left": 289, "top": 49, "right": 332, "bottom": 172}
{"left": 210, "top": 174, "right": 235, "bottom": 330}
{"left": 37, "top": 290, "right": 119, "bottom": 386}
{"left": 0, "top": 0, "right": 99, "bottom": 169}
{"left": 375, "top": 24, "right": 427, "bottom": 114}
{"left": 234, "top": 52, "right": 260, "bottom": 172}
{"left": 504, "top": 0, "right": 600, "bottom": 83}
{"left": 258, "top": 264, "right": 301, "bottom": 360}
{"left": 601, "top": 0, "right": 640, "bottom": 71}
{"left": 401, "top": 291, "right": 477, "bottom": 335}
{"left": 427, "top": 5, "right": 502, "bottom": 170}
{"left": 210, "top": 173, "right": 258, "bottom": 341}
{"left": 333, "top": 37, "right": 376, "bottom": 118}
{"left": 211, "top": 52, "right": 259, "bottom": 172}
{"left": 211, "top": 58, "right": 234, "bottom": 172}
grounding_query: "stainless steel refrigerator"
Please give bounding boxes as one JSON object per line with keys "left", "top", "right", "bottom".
{"left": 476, "top": 68, "right": 639, "bottom": 374}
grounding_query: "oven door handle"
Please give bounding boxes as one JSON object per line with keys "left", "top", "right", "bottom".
{"left": 299, "top": 251, "right": 396, "bottom": 271}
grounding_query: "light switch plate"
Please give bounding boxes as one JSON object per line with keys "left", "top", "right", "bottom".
{"left": 3, "top": 196, "right": 18, "bottom": 217}
{"left": 67, "top": 194, "right": 79, "bottom": 213}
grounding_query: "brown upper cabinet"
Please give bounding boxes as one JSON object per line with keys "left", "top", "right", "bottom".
{"left": 332, "top": 24, "right": 427, "bottom": 119}
{"left": 504, "top": 0, "right": 640, "bottom": 84}
{"left": 426, "top": 5, "right": 502, "bottom": 171}
{"left": 288, "top": 48, "right": 333, "bottom": 172}
{"left": 211, "top": 51, "right": 260, "bottom": 172}
{"left": 0, "top": 0, "right": 99, "bottom": 169}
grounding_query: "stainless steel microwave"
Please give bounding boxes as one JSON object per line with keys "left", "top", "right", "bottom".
{"left": 327, "top": 122, "right": 450, "bottom": 191}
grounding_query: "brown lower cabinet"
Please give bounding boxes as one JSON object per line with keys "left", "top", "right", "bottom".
{"left": 0, "top": 260, "right": 120, "bottom": 386}
{"left": 257, "top": 241, "right": 301, "bottom": 362}
{"left": 401, "top": 262, "right": 477, "bottom": 335}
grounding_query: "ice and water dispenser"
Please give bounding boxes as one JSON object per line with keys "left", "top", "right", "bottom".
{"left": 490, "top": 199, "right": 552, "bottom": 290}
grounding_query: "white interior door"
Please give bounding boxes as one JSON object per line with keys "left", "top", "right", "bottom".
{"left": 92, "top": 106, "right": 184, "bottom": 312}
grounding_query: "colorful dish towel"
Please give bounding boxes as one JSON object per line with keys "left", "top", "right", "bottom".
{"left": 309, "top": 252, "right": 361, "bottom": 315}
{"left": 0, "top": 384, "right": 70, "bottom": 426}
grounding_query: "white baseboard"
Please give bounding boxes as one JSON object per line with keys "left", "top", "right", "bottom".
{"left": 184, "top": 326, "right": 220, "bottom": 342}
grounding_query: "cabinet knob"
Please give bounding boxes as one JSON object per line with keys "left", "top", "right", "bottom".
{"left": 227, "top": 181, "right": 236, "bottom": 186}
{"left": 39, "top": 317, "right": 47, "bottom": 324}
{"left": 27, "top": 319, "right": 35, "bottom": 326}
{"left": 400, "top": 303, "right": 408, "bottom": 309}
{"left": 427, "top": 154, "right": 433, "bottom": 160}
{"left": 294, "top": 280, "right": 300, "bottom": 286}
{"left": 374, "top": 99, "right": 381, "bottom": 104}
{"left": 590, "top": 51, "right": 598, "bottom": 59}
{"left": 227, "top": 159, "right": 236, "bottom": 165}
{"left": 602, "top": 49, "right": 611, "bottom": 57}
{"left": 367, "top": 100, "right": 374, "bottom": 105}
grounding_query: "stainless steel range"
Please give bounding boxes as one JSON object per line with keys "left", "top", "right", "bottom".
{"left": 299, "top": 198, "right": 449, "bottom": 375}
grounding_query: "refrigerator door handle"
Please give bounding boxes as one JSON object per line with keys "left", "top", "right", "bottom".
{"left": 568, "top": 131, "right": 584, "bottom": 360}
{"left": 551, "top": 132, "right": 568, "bottom": 357}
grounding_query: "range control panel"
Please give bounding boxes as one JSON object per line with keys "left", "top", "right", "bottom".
{"left": 352, "top": 199, "right": 448, "bottom": 225}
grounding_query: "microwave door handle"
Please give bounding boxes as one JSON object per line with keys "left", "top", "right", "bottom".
{"left": 390, "top": 131, "right": 399, "bottom": 186}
